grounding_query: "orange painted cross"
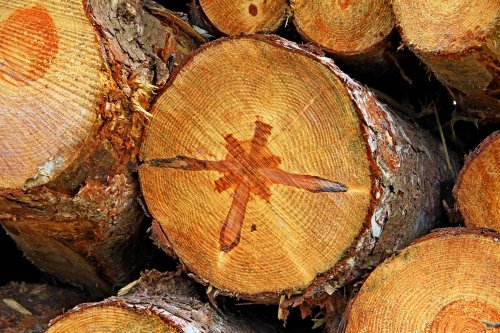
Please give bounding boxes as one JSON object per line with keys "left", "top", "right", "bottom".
{"left": 147, "top": 120, "right": 348, "bottom": 252}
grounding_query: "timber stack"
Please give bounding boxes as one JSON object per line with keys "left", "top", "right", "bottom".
{"left": 0, "top": 0, "right": 498, "bottom": 332}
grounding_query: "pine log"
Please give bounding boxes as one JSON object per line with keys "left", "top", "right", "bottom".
{"left": 0, "top": 0, "right": 199, "bottom": 295}
{"left": 344, "top": 228, "right": 500, "bottom": 332}
{"left": 454, "top": 131, "right": 499, "bottom": 231}
{"left": 0, "top": 282, "right": 86, "bottom": 333}
{"left": 290, "top": 0, "right": 394, "bottom": 56}
{"left": 46, "top": 270, "right": 283, "bottom": 333}
{"left": 139, "top": 35, "right": 455, "bottom": 309}
{"left": 392, "top": 0, "right": 500, "bottom": 123}
{"left": 191, "top": 0, "right": 289, "bottom": 35}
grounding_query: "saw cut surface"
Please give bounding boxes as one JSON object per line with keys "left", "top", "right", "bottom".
{"left": 345, "top": 230, "right": 500, "bottom": 333}
{"left": 392, "top": 0, "right": 499, "bottom": 53}
{"left": 0, "top": 0, "right": 105, "bottom": 189}
{"left": 47, "top": 303, "right": 179, "bottom": 333}
{"left": 455, "top": 131, "right": 500, "bottom": 231}
{"left": 199, "top": 0, "right": 288, "bottom": 35}
{"left": 291, "top": 0, "right": 394, "bottom": 54}
{"left": 140, "top": 37, "right": 372, "bottom": 295}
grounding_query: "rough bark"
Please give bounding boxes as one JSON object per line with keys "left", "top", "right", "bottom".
{"left": 139, "top": 35, "right": 456, "bottom": 315}
{"left": 454, "top": 131, "right": 500, "bottom": 231}
{"left": 0, "top": 282, "right": 86, "bottom": 333}
{"left": 46, "top": 270, "right": 285, "bottom": 333}
{"left": 392, "top": 0, "right": 500, "bottom": 123}
{"left": 0, "top": 0, "right": 200, "bottom": 296}
{"left": 344, "top": 228, "right": 500, "bottom": 333}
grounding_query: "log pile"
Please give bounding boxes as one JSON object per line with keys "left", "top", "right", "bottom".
{"left": 0, "top": 0, "right": 498, "bottom": 332}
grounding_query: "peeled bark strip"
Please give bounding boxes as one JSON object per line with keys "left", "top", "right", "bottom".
{"left": 454, "top": 131, "right": 500, "bottom": 231}
{"left": 0, "top": 282, "right": 86, "bottom": 333}
{"left": 290, "top": 0, "right": 394, "bottom": 56}
{"left": 195, "top": 0, "right": 289, "bottom": 35}
{"left": 46, "top": 270, "right": 282, "bottom": 333}
{"left": 344, "top": 229, "right": 500, "bottom": 333}
{"left": 139, "top": 35, "right": 454, "bottom": 307}
{"left": 0, "top": 0, "right": 199, "bottom": 295}
{"left": 392, "top": 0, "right": 500, "bottom": 123}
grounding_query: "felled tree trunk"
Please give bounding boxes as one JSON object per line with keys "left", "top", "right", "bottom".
{"left": 344, "top": 228, "right": 500, "bottom": 332}
{"left": 139, "top": 35, "right": 455, "bottom": 313}
{"left": 0, "top": 0, "right": 200, "bottom": 296}
{"left": 0, "top": 282, "right": 86, "bottom": 333}
{"left": 46, "top": 270, "right": 283, "bottom": 333}
{"left": 454, "top": 131, "right": 499, "bottom": 231}
{"left": 189, "top": 0, "right": 289, "bottom": 36}
{"left": 392, "top": 0, "right": 500, "bottom": 123}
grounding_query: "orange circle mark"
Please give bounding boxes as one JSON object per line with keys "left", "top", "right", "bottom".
{"left": 0, "top": 4, "right": 59, "bottom": 86}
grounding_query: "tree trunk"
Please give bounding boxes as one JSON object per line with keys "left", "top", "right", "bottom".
{"left": 139, "top": 35, "right": 455, "bottom": 312}
{"left": 0, "top": 282, "right": 86, "bottom": 333}
{"left": 190, "top": 0, "right": 289, "bottom": 36}
{"left": 46, "top": 270, "right": 285, "bottom": 333}
{"left": 344, "top": 228, "right": 500, "bottom": 332}
{"left": 0, "top": 0, "right": 200, "bottom": 296}
{"left": 392, "top": 0, "right": 500, "bottom": 123}
{"left": 454, "top": 131, "right": 499, "bottom": 231}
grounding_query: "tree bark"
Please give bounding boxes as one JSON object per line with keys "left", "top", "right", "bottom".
{"left": 344, "top": 228, "right": 500, "bottom": 333}
{"left": 454, "top": 131, "right": 499, "bottom": 231}
{"left": 392, "top": 0, "right": 500, "bottom": 123}
{"left": 0, "top": 282, "right": 86, "bottom": 333}
{"left": 139, "top": 35, "right": 456, "bottom": 313}
{"left": 0, "top": 0, "right": 200, "bottom": 296}
{"left": 46, "top": 270, "right": 285, "bottom": 333}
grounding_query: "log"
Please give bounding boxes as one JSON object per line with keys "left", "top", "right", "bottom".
{"left": 0, "top": 0, "right": 199, "bottom": 295}
{"left": 344, "top": 228, "right": 500, "bottom": 332}
{"left": 0, "top": 282, "right": 86, "bottom": 333}
{"left": 392, "top": 0, "right": 500, "bottom": 123}
{"left": 454, "top": 131, "right": 499, "bottom": 231}
{"left": 290, "top": 0, "right": 394, "bottom": 56}
{"left": 46, "top": 270, "right": 284, "bottom": 333}
{"left": 191, "top": 0, "right": 289, "bottom": 35}
{"left": 139, "top": 35, "right": 454, "bottom": 310}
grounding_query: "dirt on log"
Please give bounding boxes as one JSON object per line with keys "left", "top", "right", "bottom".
{"left": 0, "top": 0, "right": 200, "bottom": 296}
{"left": 138, "top": 35, "right": 456, "bottom": 314}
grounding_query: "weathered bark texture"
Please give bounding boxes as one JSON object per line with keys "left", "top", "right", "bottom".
{"left": 139, "top": 35, "right": 455, "bottom": 314}
{"left": 0, "top": 0, "right": 200, "bottom": 296}
{"left": 454, "top": 131, "right": 499, "bottom": 231}
{"left": 0, "top": 282, "right": 86, "bottom": 333}
{"left": 344, "top": 228, "right": 500, "bottom": 333}
{"left": 392, "top": 0, "right": 500, "bottom": 123}
{"left": 46, "top": 270, "right": 284, "bottom": 333}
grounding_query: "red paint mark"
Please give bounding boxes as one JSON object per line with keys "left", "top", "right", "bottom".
{"left": 147, "top": 120, "right": 347, "bottom": 252}
{"left": 249, "top": 4, "right": 258, "bottom": 16}
{"left": 315, "top": 19, "right": 325, "bottom": 33}
{"left": 338, "top": 0, "right": 352, "bottom": 10}
{"left": 0, "top": 5, "right": 59, "bottom": 86}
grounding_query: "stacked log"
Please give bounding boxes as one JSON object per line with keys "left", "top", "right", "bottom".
{"left": 0, "top": 0, "right": 199, "bottom": 296}
{"left": 392, "top": 0, "right": 500, "bottom": 123}
{"left": 454, "top": 131, "right": 499, "bottom": 231}
{"left": 139, "top": 35, "right": 454, "bottom": 311}
{"left": 344, "top": 229, "right": 500, "bottom": 332}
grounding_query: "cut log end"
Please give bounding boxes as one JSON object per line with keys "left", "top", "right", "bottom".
{"left": 344, "top": 228, "right": 500, "bottom": 332}
{"left": 290, "top": 0, "right": 394, "bottom": 55}
{"left": 454, "top": 131, "right": 500, "bottom": 231}
{"left": 140, "top": 36, "right": 373, "bottom": 296}
{"left": 46, "top": 302, "right": 182, "bottom": 333}
{"left": 0, "top": 0, "right": 105, "bottom": 189}
{"left": 391, "top": 0, "right": 499, "bottom": 54}
{"left": 198, "top": 0, "right": 289, "bottom": 35}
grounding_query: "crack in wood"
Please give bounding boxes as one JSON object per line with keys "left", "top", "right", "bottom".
{"left": 146, "top": 120, "right": 348, "bottom": 252}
